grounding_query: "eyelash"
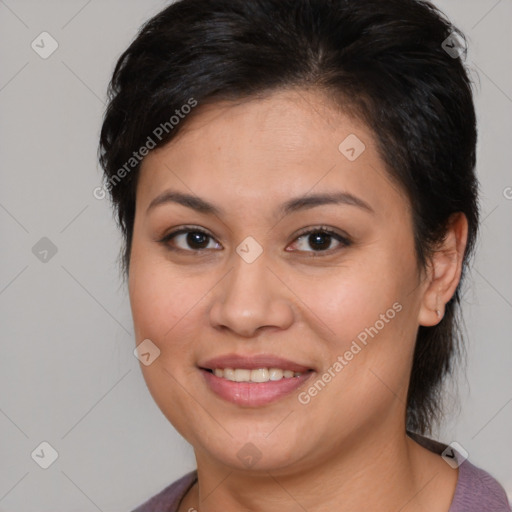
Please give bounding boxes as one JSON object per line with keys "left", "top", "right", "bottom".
{"left": 159, "top": 225, "right": 352, "bottom": 256}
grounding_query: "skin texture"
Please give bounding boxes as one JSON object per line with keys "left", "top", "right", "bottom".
{"left": 128, "top": 89, "right": 468, "bottom": 511}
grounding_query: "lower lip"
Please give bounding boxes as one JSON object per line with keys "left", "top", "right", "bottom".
{"left": 201, "top": 369, "right": 314, "bottom": 407}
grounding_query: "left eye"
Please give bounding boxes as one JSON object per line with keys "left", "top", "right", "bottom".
{"left": 289, "top": 229, "right": 349, "bottom": 253}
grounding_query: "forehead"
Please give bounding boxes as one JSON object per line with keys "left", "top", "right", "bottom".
{"left": 144, "top": 89, "right": 361, "bottom": 167}
{"left": 137, "top": 89, "right": 407, "bottom": 218}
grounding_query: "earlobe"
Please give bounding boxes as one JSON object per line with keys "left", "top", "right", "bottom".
{"left": 418, "top": 213, "right": 468, "bottom": 327}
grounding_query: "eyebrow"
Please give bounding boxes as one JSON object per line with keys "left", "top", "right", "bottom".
{"left": 146, "top": 189, "right": 374, "bottom": 216}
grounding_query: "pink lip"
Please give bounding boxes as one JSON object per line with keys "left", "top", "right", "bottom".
{"left": 199, "top": 353, "right": 313, "bottom": 373}
{"left": 198, "top": 353, "right": 315, "bottom": 407}
{"left": 201, "top": 369, "right": 314, "bottom": 407}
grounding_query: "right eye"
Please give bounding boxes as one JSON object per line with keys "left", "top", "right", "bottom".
{"left": 160, "top": 227, "right": 223, "bottom": 252}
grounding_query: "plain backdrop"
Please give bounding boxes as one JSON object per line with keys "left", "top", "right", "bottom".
{"left": 0, "top": 1, "right": 511, "bottom": 510}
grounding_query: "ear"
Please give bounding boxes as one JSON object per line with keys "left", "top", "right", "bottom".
{"left": 417, "top": 212, "right": 469, "bottom": 327}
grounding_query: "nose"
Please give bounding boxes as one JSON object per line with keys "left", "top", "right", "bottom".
{"left": 208, "top": 255, "right": 294, "bottom": 338}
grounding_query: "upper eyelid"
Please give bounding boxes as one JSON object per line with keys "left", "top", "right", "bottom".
{"left": 293, "top": 226, "right": 349, "bottom": 240}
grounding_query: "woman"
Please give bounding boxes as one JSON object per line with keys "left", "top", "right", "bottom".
{"left": 99, "top": 0, "right": 511, "bottom": 510}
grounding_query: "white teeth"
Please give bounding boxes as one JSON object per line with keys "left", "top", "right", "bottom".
{"left": 210, "top": 367, "right": 303, "bottom": 383}
{"left": 223, "top": 368, "right": 235, "bottom": 381}
{"left": 251, "top": 368, "right": 269, "bottom": 382}
{"left": 234, "top": 369, "right": 251, "bottom": 382}
{"left": 269, "top": 368, "right": 284, "bottom": 381}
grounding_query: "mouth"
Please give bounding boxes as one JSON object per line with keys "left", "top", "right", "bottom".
{"left": 198, "top": 354, "right": 315, "bottom": 407}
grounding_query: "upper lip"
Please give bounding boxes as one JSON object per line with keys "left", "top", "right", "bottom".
{"left": 199, "top": 353, "right": 314, "bottom": 373}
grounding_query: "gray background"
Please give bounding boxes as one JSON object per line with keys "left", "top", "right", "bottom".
{"left": 0, "top": 1, "right": 510, "bottom": 510}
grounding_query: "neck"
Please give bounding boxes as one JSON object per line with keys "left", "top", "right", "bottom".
{"left": 182, "top": 427, "right": 457, "bottom": 512}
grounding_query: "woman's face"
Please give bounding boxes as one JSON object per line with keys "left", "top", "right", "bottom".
{"left": 128, "top": 89, "right": 430, "bottom": 473}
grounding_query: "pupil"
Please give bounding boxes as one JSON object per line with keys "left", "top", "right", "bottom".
{"left": 309, "top": 232, "right": 330, "bottom": 250}
{"left": 187, "top": 232, "right": 208, "bottom": 248}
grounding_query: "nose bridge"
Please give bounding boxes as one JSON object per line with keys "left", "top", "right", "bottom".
{"left": 209, "top": 247, "right": 294, "bottom": 336}
{"left": 227, "top": 251, "right": 271, "bottom": 304}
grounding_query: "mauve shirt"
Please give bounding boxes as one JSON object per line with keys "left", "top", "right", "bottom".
{"left": 131, "top": 435, "right": 511, "bottom": 512}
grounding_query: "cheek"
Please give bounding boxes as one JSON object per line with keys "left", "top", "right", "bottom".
{"left": 130, "top": 276, "right": 203, "bottom": 350}
{"left": 127, "top": 250, "right": 211, "bottom": 439}
{"left": 128, "top": 251, "right": 235, "bottom": 390}
{"left": 300, "top": 252, "right": 411, "bottom": 343}
{"left": 294, "top": 250, "right": 419, "bottom": 408}
{"left": 128, "top": 244, "right": 201, "bottom": 353}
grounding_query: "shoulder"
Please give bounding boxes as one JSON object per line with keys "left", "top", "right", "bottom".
{"left": 451, "top": 458, "right": 511, "bottom": 512}
{"left": 408, "top": 431, "right": 511, "bottom": 512}
{"left": 130, "top": 470, "right": 198, "bottom": 512}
